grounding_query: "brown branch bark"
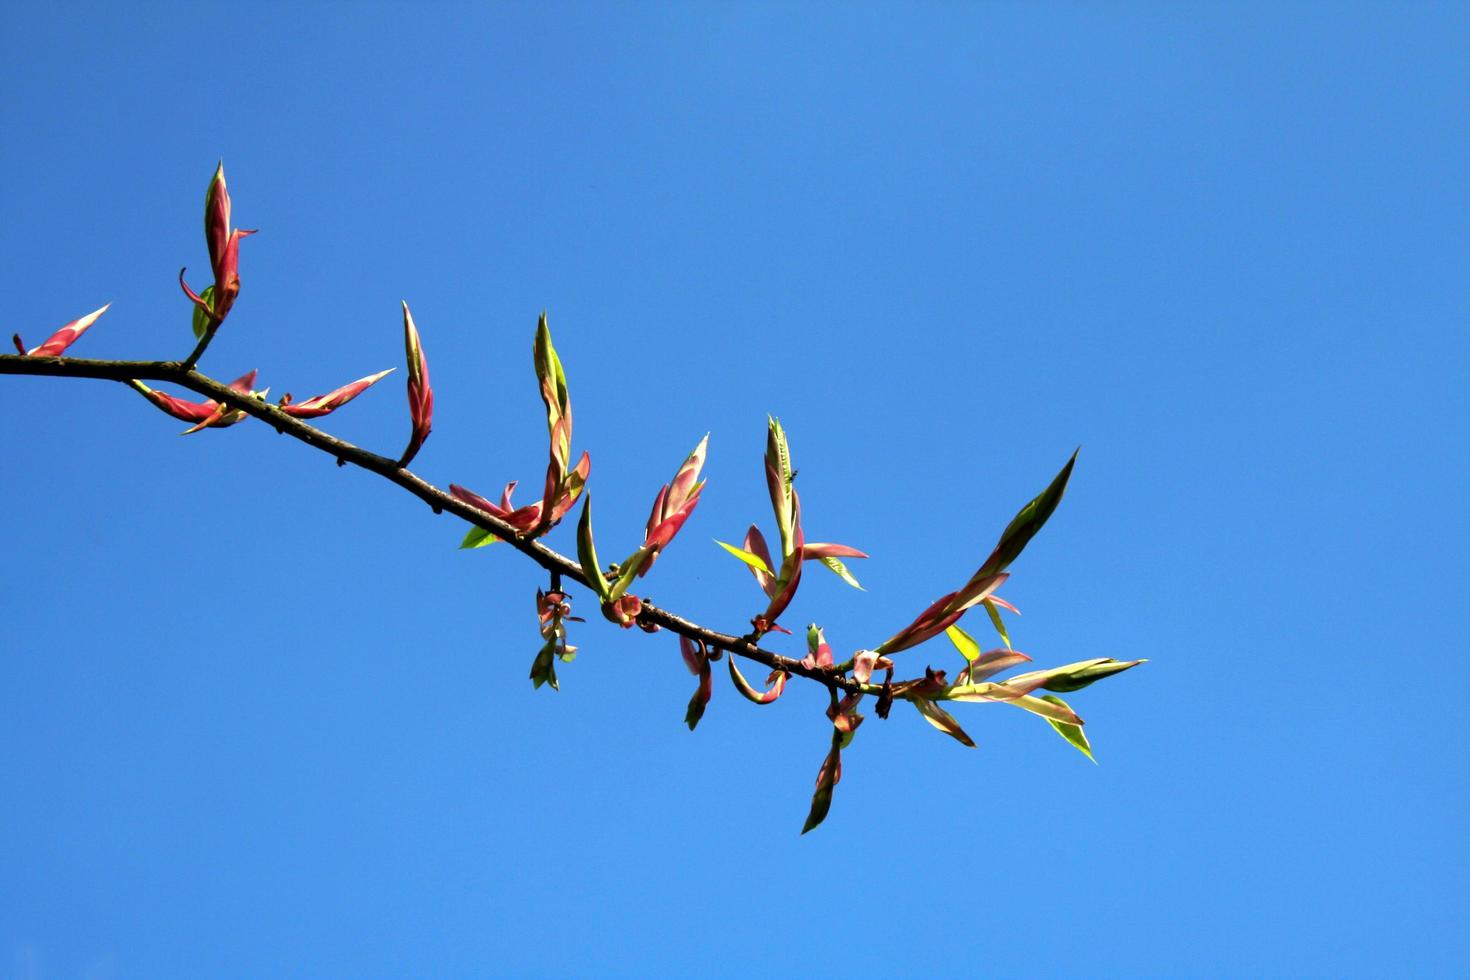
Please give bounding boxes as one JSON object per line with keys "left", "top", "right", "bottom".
{"left": 0, "top": 353, "right": 883, "bottom": 695}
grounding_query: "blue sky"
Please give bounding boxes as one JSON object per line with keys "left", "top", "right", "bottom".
{"left": 2, "top": 3, "right": 1466, "bottom": 977}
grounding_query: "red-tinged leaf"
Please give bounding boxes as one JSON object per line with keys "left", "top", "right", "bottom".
{"left": 801, "top": 542, "right": 868, "bottom": 560}
{"left": 668, "top": 434, "right": 709, "bottom": 506}
{"left": 852, "top": 649, "right": 878, "bottom": 684}
{"left": 126, "top": 381, "right": 218, "bottom": 423}
{"left": 911, "top": 697, "right": 977, "bottom": 747}
{"left": 225, "top": 370, "right": 259, "bottom": 394}
{"left": 178, "top": 268, "right": 214, "bottom": 319}
{"left": 800, "top": 743, "right": 842, "bottom": 835}
{"left": 179, "top": 402, "right": 234, "bottom": 435}
{"left": 953, "top": 570, "right": 1009, "bottom": 613}
{"left": 24, "top": 303, "right": 110, "bottom": 357}
{"left": 204, "top": 161, "right": 231, "bottom": 278}
{"left": 449, "top": 484, "right": 503, "bottom": 517}
{"left": 399, "top": 301, "right": 433, "bottom": 466}
{"left": 961, "top": 650, "right": 1033, "bottom": 684}
{"left": 804, "top": 624, "right": 834, "bottom": 668}
{"left": 1003, "top": 693, "right": 1084, "bottom": 726}
{"left": 680, "top": 636, "right": 713, "bottom": 731}
{"left": 281, "top": 368, "right": 393, "bottom": 418}
{"left": 728, "top": 657, "right": 788, "bottom": 704}
{"left": 987, "top": 595, "right": 1020, "bottom": 615}
{"left": 743, "top": 526, "right": 777, "bottom": 595}
{"left": 875, "top": 590, "right": 962, "bottom": 655}
{"left": 601, "top": 593, "right": 643, "bottom": 629}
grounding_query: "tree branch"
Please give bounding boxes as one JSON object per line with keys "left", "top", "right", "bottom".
{"left": 0, "top": 352, "right": 878, "bottom": 695}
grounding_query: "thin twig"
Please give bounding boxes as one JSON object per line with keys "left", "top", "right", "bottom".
{"left": 1, "top": 353, "right": 886, "bottom": 695}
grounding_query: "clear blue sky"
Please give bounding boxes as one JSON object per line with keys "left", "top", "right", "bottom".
{"left": 2, "top": 3, "right": 1466, "bottom": 977}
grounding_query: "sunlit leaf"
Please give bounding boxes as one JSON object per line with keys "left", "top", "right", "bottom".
{"left": 945, "top": 624, "right": 982, "bottom": 662}
{"left": 800, "top": 743, "right": 841, "bottom": 835}
{"left": 982, "top": 598, "right": 1011, "bottom": 650}
{"left": 1039, "top": 694, "right": 1094, "bottom": 762}
{"left": 818, "top": 555, "right": 864, "bottom": 590}
{"left": 576, "top": 497, "right": 611, "bottom": 600}
{"left": 715, "top": 539, "right": 772, "bottom": 575}
{"left": 191, "top": 285, "right": 216, "bottom": 339}
{"left": 459, "top": 526, "right": 499, "bottom": 549}
{"left": 911, "top": 697, "right": 976, "bottom": 747}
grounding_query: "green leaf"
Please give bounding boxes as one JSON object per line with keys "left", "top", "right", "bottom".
{"left": 1004, "top": 693, "right": 1084, "bottom": 726}
{"left": 191, "top": 285, "right": 216, "bottom": 339}
{"left": 945, "top": 624, "right": 982, "bottom": 663}
{"left": 714, "top": 539, "right": 772, "bottom": 574}
{"left": 529, "top": 641, "right": 559, "bottom": 691}
{"left": 982, "top": 598, "right": 1011, "bottom": 650}
{"left": 608, "top": 547, "right": 650, "bottom": 602}
{"left": 576, "top": 497, "right": 611, "bottom": 600}
{"left": 1041, "top": 658, "right": 1145, "bottom": 693}
{"left": 1005, "top": 657, "right": 1146, "bottom": 693}
{"left": 800, "top": 743, "right": 840, "bottom": 835}
{"left": 977, "top": 449, "right": 1078, "bottom": 579}
{"left": 459, "top": 526, "right": 499, "bottom": 549}
{"left": 818, "top": 556, "right": 864, "bottom": 590}
{"left": 1039, "top": 694, "right": 1094, "bottom": 762}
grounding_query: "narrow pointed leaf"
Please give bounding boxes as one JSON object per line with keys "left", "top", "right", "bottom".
{"left": 817, "top": 556, "right": 864, "bottom": 590}
{"left": 1039, "top": 694, "right": 1094, "bottom": 762}
{"left": 973, "top": 449, "right": 1078, "bottom": 581}
{"left": 801, "top": 741, "right": 841, "bottom": 835}
{"left": 982, "top": 597, "right": 1012, "bottom": 650}
{"left": 911, "top": 697, "right": 976, "bottom": 747}
{"left": 714, "top": 539, "right": 772, "bottom": 575}
{"left": 576, "top": 497, "right": 611, "bottom": 600}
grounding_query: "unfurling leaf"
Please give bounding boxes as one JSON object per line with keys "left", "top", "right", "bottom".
{"left": 1039, "top": 694, "right": 1094, "bottom": 762}
{"left": 982, "top": 598, "right": 1012, "bottom": 649}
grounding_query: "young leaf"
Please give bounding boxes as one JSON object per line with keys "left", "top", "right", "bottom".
{"left": 191, "top": 285, "right": 216, "bottom": 339}
{"left": 973, "top": 449, "right": 1078, "bottom": 581}
{"left": 982, "top": 598, "right": 1011, "bottom": 650}
{"left": 576, "top": 497, "right": 611, "bottom": 601}
{"left": 911, "top": 697, "right": 976, "bottom": 748}
{"left": 817, "top": 555, "right": 864, "bottom": 590}
{"left": 945, "top": 624, "right": 982, "bottom": 663}
{"left": 728, "top": 657, "right": 788, "bottom": 704}
{"left": 800, "top": 743, "right": 841, "bottom": 835}
{"left": 460, "top": 526, "right": 499, "bottom": 549}
{"left": 714, "top": 539, "right": 773, "bottom": 575}
{"left": 530, "top": 641, "right": 559, "bottom": 691}
{"left": 1039, "top": 694, "right": 1094, "bottom": 762}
